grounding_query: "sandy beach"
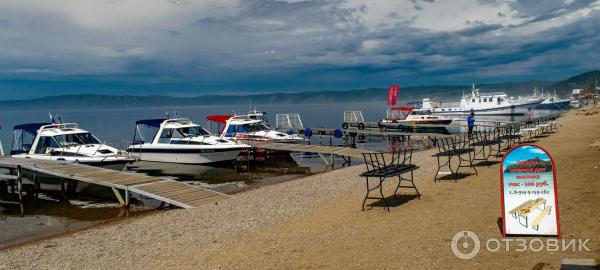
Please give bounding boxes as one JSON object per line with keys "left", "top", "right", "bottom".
{"left": 1, "top": 106, "right": 599, "bottom": 269}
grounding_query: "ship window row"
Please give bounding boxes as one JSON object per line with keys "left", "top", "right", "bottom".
{"left": 472, "top": 97, "right": 504, "bottom": 104}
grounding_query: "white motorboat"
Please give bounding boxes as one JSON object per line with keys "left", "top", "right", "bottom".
{"left": 10, "top": 122, "right": 132, "bottom": 170}
{"left": 127, "top": 118, "right": 250, "bottom": 164}
{"left": 569, "top": 99, "right": 582, "bottom": 109}
{"left": 422, "top": 85, "right": 543, "bottom": 116}
{"left": 379, "top": 106, "right": 453, "bottom": 128}
{"left": 206, "top": 114, "right": 305, "bottom": 143}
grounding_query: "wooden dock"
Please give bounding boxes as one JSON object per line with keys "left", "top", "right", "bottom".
{"left": 247, "top": 141, "right": 376, "bottom": 158}
{"left": 305, "top": 127, "right": 454, "bottom": 138}
{"left": 0, "top": 158, "right": 228, "bottom": 209}
{"left": 243, "top": 140, "right": 390, "bottom": 167}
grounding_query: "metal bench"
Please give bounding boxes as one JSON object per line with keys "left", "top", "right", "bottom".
{"left": 360, "top": 148, "right": 420, "bottom": 211}
{"left": 470, "top": 129, "right": 502, "bottom": 166}
{"left": 496, "top": 123, "right": 522, "bottom": 155}
{"left": 431, "top": 135, "right": 477, "bottom": 182}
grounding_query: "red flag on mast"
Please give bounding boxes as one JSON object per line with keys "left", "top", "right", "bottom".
{"left": 387, "top": 84, "right": 400, "bottom": 105}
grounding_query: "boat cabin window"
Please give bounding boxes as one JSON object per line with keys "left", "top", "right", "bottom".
{"left": 34, "top": 136, "right": 61, "bottom": 154}
{"left": 410, "top": 110, "right": 431, "bottom": 115}
{"left": 158, "top": 126, "right": 210, "bottom": 143}
{"left": 471, "top": 98, "right": 475, "bottom": 102}
{"left": 225, "top": 122, "right": 270, "bottom": 136}
{"left": 53, "top": 133, "right": 101, "bottom": 147}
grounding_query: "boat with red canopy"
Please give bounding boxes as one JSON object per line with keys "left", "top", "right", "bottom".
{"left": 206, "top": 114, "right": 305, "bottom": 143}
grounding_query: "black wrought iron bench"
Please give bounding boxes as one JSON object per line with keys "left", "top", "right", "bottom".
{"left": 360, "top": 148, "right": 420, "bottom": 211}
{"left": 470, "top": 129, "right": 502, "bottom": 166}
{"left": 431, "top": 135, "right": 478, "bottom": 182}
{"left": 496, "top": 123, "right": 522, "bottom": 155}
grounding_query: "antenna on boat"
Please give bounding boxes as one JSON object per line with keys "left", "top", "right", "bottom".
{"left": 0, "top": 124, "right": 3, "bottom": 156}
{"left": 471, "top": 83, "right": 478, "bottom": 97}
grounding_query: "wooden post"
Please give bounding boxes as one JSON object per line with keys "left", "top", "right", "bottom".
{"left": 125, "top": 189, "right": 130, "bottom": 208}
{"left": 33, "top": 171, "right": 39, "bottom": 200}
{"left": 9, "top": 168, "right": 15, "bottom": 193}
{"left": 60, "top": 177, "right": 68, "bottom": 203}
{"left": 16, "top": 166, "right": 23, "bottom": 203}
{"left": 330, "top": 153, "right": 334, "bottom": 168}
{"left": 112, "top": 187, "right": 125, "bottom": 207}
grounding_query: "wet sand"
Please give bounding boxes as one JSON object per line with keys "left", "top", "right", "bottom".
{"left": 1, "top": 106, "right": 599, "bottom": 269}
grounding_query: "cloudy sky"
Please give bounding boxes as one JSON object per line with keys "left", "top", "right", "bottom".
{"left": 0, "top": 0, "right": 599, "bottom": 99}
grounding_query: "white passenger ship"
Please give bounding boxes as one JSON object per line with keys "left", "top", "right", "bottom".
{"left": 422, "top": 85, "right": 543, "bottom": 116}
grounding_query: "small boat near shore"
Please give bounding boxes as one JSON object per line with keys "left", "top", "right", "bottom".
{"left": 422, "top": 85, "right": 543, "bottom": 116}
{"left": 127, "top": 118, "right": 250, "bottom": 164}
{"left": 206, "top": 114, "right": 305, "bottom": 143}
{"left": 10, "top": 122, "right": 132, "bottom": 170}
{"left": 526, "top": 88, "right": 571, "bottom": 111}
{"left": 379, "top": 106, "right": 452, "bottom": 129}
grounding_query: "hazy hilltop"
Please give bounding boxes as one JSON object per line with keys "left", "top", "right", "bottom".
{"left": 547, "top": 70, "right": 600, "bottom": 94}
{"left": 0, "top": 70, "right": 597, "bottom": 110}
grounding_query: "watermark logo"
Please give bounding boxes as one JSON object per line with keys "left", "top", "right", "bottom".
{"left": 451, "top": 231, "right": 481, "bottom": 260}
{"left": 451, "top": 230, "right": 591, "bottom": 260}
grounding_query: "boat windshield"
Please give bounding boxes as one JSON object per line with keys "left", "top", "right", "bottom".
{"left": 158, "top": 126, "right": 210, "bottom": 143}
{"left": 53, "top": 132, "right": 101, "bottom": 147}
{"left": 176, "top": 126, "right": 210, "bottom": 137}
{"left": 238, "top": 122, "right": 270, "bottom": 132}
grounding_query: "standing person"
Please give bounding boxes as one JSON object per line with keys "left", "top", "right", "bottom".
{"left": 467, "top": 111, "right": 475, "bottom": 137}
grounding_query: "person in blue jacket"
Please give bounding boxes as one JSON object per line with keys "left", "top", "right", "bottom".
{"left": 467, "top": 111, "right": 475, "bottom": 137}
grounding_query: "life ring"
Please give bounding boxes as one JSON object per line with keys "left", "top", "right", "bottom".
{"left": 357, "top": 123, "right": 365, "bottom": 130}
{"left": 342, "top": 122, "right": 349, "bottom": 129}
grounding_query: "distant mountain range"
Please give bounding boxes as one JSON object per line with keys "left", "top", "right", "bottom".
{"left": 1, "top": 70, "right": 598, "bottom": 110}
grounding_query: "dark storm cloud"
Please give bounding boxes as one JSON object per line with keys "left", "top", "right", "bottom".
{"left": 0, "top": 0, "right": 598, "bottom": 99}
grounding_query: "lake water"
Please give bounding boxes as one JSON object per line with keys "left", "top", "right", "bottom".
{"left": 0, "top": 103, "right": 558, "bottom": 248}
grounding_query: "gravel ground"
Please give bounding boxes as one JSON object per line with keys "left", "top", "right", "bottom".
{"left": 0, "top": 156, "right": 371, "bottom": 269}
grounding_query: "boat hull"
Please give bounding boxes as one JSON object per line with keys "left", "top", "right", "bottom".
{"left": 430, "top": 101, "right": 541, "bottom": 116}
{"left": 380, "top": 119, "right": 452, "bottom": 127}
{"left": 10, "top": 155, "right": 132, "bottom": 171}
{"left": 79, "top": 159, "right": 131, "bottom": 171}
{"left": 127, "top": 148, "right": 245, "bottom": 164}
{"left": 534, "top": 100, "right": 571, "bottom": 110}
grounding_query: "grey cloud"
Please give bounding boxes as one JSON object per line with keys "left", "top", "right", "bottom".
{"left": 0, "top": 0, "right": 598, "bottom": 95}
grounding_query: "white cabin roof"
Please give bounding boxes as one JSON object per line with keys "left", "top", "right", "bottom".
{"left": 228, "top": 117, "right": 262, "bottom": 125}
{"left": 37, "top": 123, "right": 90, "bottom": 137}
{"left": 162, "top": 118, "right": 200, "bottom": 129}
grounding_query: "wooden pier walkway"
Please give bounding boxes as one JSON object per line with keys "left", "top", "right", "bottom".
{"left": 304, "top": 127, "right": 454, "bottom": 138}
{"left": 247, "top": 141, "right": 376, "bottom": 158}
{"left": 243, "top": 140, "right": 393, "bottom": 167}
{"left": 0, "top": 158, "right": 228, "bottom": 209}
